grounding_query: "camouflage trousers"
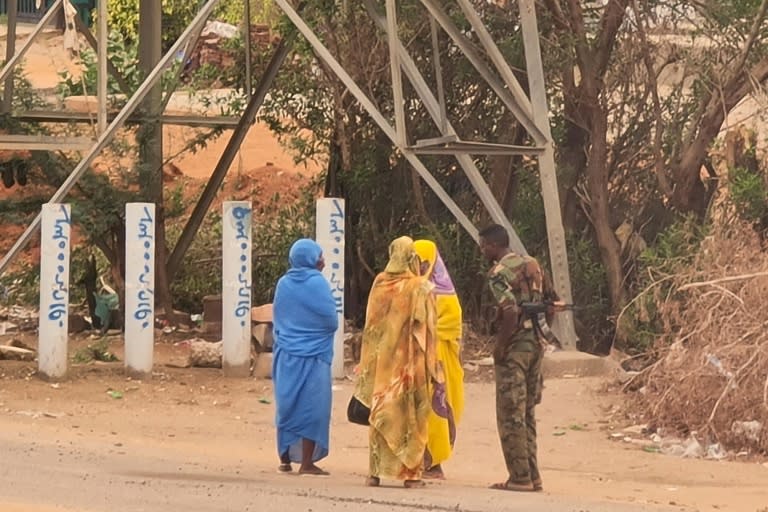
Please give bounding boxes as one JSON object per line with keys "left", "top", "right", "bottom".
{"left": 493, "top": 337, "right": 543, "bottom": 484}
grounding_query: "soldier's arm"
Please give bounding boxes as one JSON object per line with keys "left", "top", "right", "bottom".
{"left": 489, "top": 273, "right": 519, "bottom": 341}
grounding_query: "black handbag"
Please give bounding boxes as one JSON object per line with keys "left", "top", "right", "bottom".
{"left": 346, "top": 395, "right": 370, "bottom": 426}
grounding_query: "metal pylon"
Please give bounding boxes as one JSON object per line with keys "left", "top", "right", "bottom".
{"left": 273, "top": 0, "right": 578, "bottom": 348}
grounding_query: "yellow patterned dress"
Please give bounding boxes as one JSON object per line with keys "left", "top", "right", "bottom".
{"left": 354, "top": 237, "right": 440, "bottom": 481}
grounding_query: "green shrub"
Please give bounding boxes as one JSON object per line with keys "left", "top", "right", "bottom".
{"left": 729, "top": 165, "right": 768, "bottom": 223}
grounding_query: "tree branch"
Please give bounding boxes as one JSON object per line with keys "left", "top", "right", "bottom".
{"left": 539, "top": 0, "right": 570, "bottom": 31}
{"left": 726, "top": 0, "right": 768, "bottom": 92}
{"left": 564, "top": 0, "right": 591, "bottom": 67}
{"left": 593, "top": 0, "right": 631, "bottom": 78}
{"left": 631, "top": 0, "right": 673, "bottom": 197}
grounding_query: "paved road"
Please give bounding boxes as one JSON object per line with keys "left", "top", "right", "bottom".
{"left": 0, "top": 429, "right": 674, "bottom": 512}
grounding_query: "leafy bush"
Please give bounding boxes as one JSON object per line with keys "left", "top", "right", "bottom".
{"left": 214, "top": 0, "right": 279, "bottom": 25}
{"left": 56, "top": 32, "right": 141, "bottom": 98}
{"left": 107, "top": 0, "right": 201, "bottom": 52}
{"left": 729, "top": 165, "right": 768, "bottom": 223}
{"left": 617, "top": 215, "right": 711, "bottom": 354}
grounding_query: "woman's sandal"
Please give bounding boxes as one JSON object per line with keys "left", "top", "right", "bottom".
{"left": 404, "top": 479, "right": 426, "bottom": 489}
{"left": 365, "top": 476, "right": 381, "bottom": 487}
{"left": 423, "top": 467, "right": 446, "bottom": 480}
{"left": 489, "top": 480, "right": 535, "bottom": 492}
{"left": 299, "top": 465, "right": 330, "bottom": 477}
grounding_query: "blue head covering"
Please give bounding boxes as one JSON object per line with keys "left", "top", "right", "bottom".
{"left": 287, "top": 238, "right": 323, "bottom": 275}
{"left": 272, "top": 239, "right": 338, "bottom": 361}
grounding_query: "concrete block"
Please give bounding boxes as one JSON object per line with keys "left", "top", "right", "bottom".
{"left": 542, "top": 350, "right": 619, "bottom": 379}
{"left": 203, "top": 321, "right": 222, "bottom": 338}
{"left": 203, "top": 295, "right": 222, "bottom": 323}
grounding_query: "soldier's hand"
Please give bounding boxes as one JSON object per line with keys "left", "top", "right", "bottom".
{"left": 550, "top": 300, "right": 567, "bottom": 312}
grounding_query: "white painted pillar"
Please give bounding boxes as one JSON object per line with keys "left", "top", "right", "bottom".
{"left": 315, "top": 198, "right": 346, "bottom": 379}
{"left": 222, "top": 201, "right": 253, "bottom": 377}
{"left": 124, "top": 203, "right": 156, "bottom": 377}
{"left": 38, "top": 203, "right": 71, "bottom": 379}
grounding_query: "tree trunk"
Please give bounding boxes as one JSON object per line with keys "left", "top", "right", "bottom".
{"left": 586, "top": 105, "right": 626, "bottom": 312}
{"left": 558, "top": 116, "right": 589, "bottom": 230}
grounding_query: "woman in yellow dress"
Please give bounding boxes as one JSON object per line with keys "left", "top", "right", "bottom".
{"left": 414, "top": 239, "right": 464, "bottom": 480}
{"left": 353, "top": 236, "right": 440, "bottom": 488}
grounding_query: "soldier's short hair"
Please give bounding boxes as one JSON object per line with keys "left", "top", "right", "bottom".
{"left": 479, "top": 223, "right": 509, "bottom": 248}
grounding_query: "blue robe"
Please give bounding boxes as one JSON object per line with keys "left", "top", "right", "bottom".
{"left": 272, "top": 239, "right": 339, "bottom": 463}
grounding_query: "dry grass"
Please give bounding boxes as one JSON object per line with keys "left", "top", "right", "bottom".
{"left": 625, "top": 222, "right": 768, "bottom": 454}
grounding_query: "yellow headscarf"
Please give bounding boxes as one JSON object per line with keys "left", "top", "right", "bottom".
{"left": 384, "top": 236, "right": 421, "bottom": 275}
{"left": 413, "top": 239, "right": 462, "bottom": 341}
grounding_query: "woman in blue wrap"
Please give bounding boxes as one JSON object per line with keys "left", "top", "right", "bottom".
{"left": 272, "top": 238, "right": 339, "bottom": 476}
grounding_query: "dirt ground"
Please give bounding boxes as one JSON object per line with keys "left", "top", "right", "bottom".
{"left": 1, "top": 333, "right": 768, "bottom": 512}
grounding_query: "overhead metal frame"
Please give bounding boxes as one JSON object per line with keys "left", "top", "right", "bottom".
{"left": 277, "top": 0, "right": 578, "bottom": 348}
{"left": 0, "top": 0, "right": 226, "bottom": 151}
{"left": 0, "top": 0, "right": 578, "bottom": 348}
{"left": 0, "top": 0, "right": 224, "bottom": 275}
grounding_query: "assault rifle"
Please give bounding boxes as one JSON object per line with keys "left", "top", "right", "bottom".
{"left": 518, "top": 300, "right": 577, "bottom": 316}
{"left": 518, "top": 300, "right": 577, "bottom": 348}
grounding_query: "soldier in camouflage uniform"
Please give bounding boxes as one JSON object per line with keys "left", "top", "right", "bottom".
{"left": 479, "top": 224, "right": 545, "bottom": 493}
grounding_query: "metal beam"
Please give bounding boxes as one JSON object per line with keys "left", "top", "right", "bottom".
{"left": 274, "top": 0, "right": 479, "bottom": 241}
{"left": 3, "top": 0, "right": 17, "bottom": 113}
{"left": 409, "top": 142, "right": 545, "bottom": 156}
{"left": 15, "top": 111, "right": 241, "bottom": 127}
{"left": 97, "top": 0, "right": 108, "bottom": 134}
{"left": 413, "top": 134, "right": 458, "bottom": 147}
{"left": 0, "top": 0, "right": 63, "bottom": 86}
{"left": 429, "top": 17, "right": 448, "bottom": 133}
{"left": 385, "top": 0, "right": 407, "bottom": 147}
{"left": 418, "top": 0, "right": 547, "bottom": 146}
{"left": 166, "top": 35, "right": 295, "bottom": 280}
{"left": 0, "top": 135, "right": 94, "bottom": 151}
{"left": 454, "top": 0, "right": 546, "bottom": 140}
{"left": 244, "top": 0, "right": 253, "bottom": 98}
{"left": 519, "top": 0, "right": 578, "bottom": 349}
{"left": 159, "top": 21, "right": 207, "bottom": 114}
{"left": 0, "top": 0, "right": 222, "bottom": 276}
{"left": 363, "top": 0, "right": 528, "bottom": 253}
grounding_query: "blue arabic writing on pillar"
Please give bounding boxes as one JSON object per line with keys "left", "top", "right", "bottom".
{"left": 134, "top": 206, "right": 154, "bottom": 329}
{"left": 328, "top": 200, "right": 344, "bottom": 315}
{"left": 232, "top": 206, "right": 251, "bottom": 327}
{"left": 48, "top": 205, "right": 71, "bottom": 327}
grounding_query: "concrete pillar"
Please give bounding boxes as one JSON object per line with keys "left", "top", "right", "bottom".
{"left": 38, "top": 204, "right": 71, "bottom": 379}
{"left": 315, "top": 198, "right": 346, "bottom": 379}
{"left": 222, "top": 201, "right": 252, "bottom": 377}
{"left": 124, "top": 203, "right": 156, "bottom": 377}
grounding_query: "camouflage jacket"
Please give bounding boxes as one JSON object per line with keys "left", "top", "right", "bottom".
{"left": 487, "top": 252, "right": 544, "bottom": 309}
